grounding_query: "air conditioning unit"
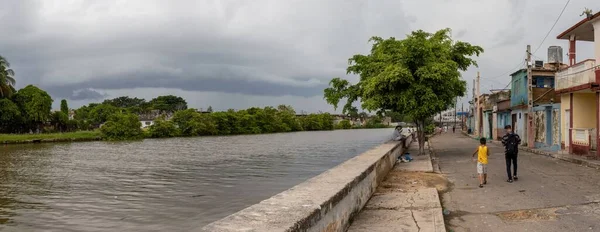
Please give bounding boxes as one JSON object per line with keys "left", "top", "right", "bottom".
{"left": 534, "top": 60, "right": 543, "bottom": 67}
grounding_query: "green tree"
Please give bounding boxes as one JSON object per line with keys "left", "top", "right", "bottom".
{"left": 51, "top": 111, "right": 68, "bottom": 132}
{"left": 150, "top": 95, "right": 187, "bottom": 113}
{"left": 0, "top": 55, "right": 16, "bottom": 98}
{"left": 0, "top": 98, "right": 21, "bottom": 132}
{"left": 88, "top": 104, "right": 120, "bottom": 125}
{"left": 100, "top": 113, "right": 145, "bottom": 140}
{"left": 277, "top": 105, "right": 302, "bottom": 132}
{"left": 103, "top": 96, "right": 147, "bottom": 108}
{"left": 324, "top": 29, "right": 482, "bottom": 154}
{"left": 237, "top": 110, "right": 261, "bottom": 134}
{"left": 336, "top": 120, "right": 352, "bottom": 129}
{"left": 385, "top": 111, "right": 405, "bottom": 122}
{"left": 172, "top": 109, "right": 217, "bottom": 136}
{"left": 148, "top": 118, "right": 179, "bottom": 138}
{"left": 207, "top": 106, "right": 213, "bottom": 112}
{"left": 66, "top": 119, "right": 79, "bottom": 132}
{"left": 365, "top": 116, "right": 386, "bottom": 128}
{"left": 211, "top": 111, "right": 233, "bottom": 135}
{"left": 347, "top": 106, "right": 359, "bottom": 121}
{"left": 13, "top": 85, "right": 53, "bottom": 132}
{"left": 300, "top": 113, "right": 333, "bottom": 131}
{"left": 60, "top": 99, "right": 69, "bottom": 115}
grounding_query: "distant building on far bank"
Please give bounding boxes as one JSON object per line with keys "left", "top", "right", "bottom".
{"left": 138, "top": 110, "right": 173, "bottom": 129}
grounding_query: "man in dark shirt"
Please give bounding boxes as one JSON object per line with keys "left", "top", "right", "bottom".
{"left": 501, "top": 125, "right": 521, "bottom": 183}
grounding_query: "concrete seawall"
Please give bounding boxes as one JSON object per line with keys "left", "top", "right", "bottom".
{"left": 200, "top": 136, "right": 413, "bottom": 232}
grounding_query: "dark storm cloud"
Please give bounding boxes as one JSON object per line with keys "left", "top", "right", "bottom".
{"left": 2, "top": 0, "right": 598, "bottom": 112}
{"left": 0, "top": 0, "right": 417, "bottom": 103}
{"left": 0, "top": 0, "right": 412, "bottom": 102}
{"left": 70, "top": 88, "right": 107, "bottom": 101}
{"left": 45, "top": 74, "right": 327, "bottom": 99}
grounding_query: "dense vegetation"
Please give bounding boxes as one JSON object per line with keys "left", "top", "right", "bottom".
{"left": 145, "top": 106, "right": 337, "bottom": 139}
{"left": 0, "top": 54, "right": 390, "bottom": 142}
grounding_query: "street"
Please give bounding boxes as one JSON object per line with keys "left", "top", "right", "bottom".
{"left": 435, "top": 133, "right": 600, "bottom": 232}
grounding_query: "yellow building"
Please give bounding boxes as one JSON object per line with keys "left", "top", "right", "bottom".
{"left": 555, "top": 12, "right": 600, "bottom": 156}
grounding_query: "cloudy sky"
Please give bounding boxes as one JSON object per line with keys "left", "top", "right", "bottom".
{"left": 0, "top": 0, "right": 597, "bottom": 113}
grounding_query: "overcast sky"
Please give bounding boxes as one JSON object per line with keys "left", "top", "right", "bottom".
{"left": 0, "top": 0, "right": 596, "bottom": 113}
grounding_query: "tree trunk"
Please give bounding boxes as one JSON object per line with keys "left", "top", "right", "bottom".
{"left": 414, "top": 119, "right": 426, "bottom": 155}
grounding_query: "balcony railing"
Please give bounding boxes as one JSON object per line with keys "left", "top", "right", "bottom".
{"left": 555, "top": 59, "right": 598, "bottom": 91}
{"left": 572, "top": 128, "right": 596, "bottom": 150}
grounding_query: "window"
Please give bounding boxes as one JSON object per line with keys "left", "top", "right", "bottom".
{"left": 145, "top": 121, "right": 151, "bottom": 125}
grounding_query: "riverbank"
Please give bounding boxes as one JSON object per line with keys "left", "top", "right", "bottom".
{"left": 0, "top": 131, "right": 102, "bottom": 144}
{"left": 0, "top": 127, "right": 395, "bottom": 145}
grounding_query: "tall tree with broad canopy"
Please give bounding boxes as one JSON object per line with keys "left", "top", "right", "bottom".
{"left": 13, "top": 85, "right": 53, "bottom": 132}
{"left": 324, "top": 29, "right": 483, "bottom": 154}
{"left": 150, "top": 95, "right": 187, "bottom": 113}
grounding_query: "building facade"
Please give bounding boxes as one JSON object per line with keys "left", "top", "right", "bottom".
{"left": 555, "top": 12, "right": 600, "bottom": 156}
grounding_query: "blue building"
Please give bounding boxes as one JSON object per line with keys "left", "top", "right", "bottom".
{"left": 509, "top": 63, "right": 561, "bottom": 150}
{"left": 495, "top": 99, "right": 511, "bottom": 140}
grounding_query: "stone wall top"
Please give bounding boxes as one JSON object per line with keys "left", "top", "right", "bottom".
{"left": 200, "top": 139, "right": 405, "bottom": 232}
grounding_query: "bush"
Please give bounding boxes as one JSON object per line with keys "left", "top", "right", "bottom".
{"left": 100, "top": 113, "right": 145, "bottom": 140}
{"left": 365, "top": 117, "right": 387, "bottom": 128}
{"left": 336, "top": 120, "right": 352, "bottom": 129}
{"left": 148, "top": 118, "right": 179, "bottom": 138}
{"left": 172, "top": 109, "right": 218, "bottom": 136}
{"left": 425, "top": 124, "right": 435, "bottom": 134}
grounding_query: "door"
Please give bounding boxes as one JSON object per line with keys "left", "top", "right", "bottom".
{"left": 512, "top": 114, "right": 517, "bottom": 132}
{"left": 488, "top": 113, "right": 493, "bottom": 139}
{"left": 565, "top": 110, "right": 570, "bottom": 148}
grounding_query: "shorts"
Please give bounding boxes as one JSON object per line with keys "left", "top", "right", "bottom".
{"left": 477, "top": 162, "right": 487, "bottom": 174}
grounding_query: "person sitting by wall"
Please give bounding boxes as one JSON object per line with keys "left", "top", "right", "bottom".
{"left": 391, "top": 125, "right": 405, "bottom": 141}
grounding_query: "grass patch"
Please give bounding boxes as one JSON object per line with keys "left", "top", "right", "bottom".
{"left": 0, "top": 131, "right": 102, "bottom": 142}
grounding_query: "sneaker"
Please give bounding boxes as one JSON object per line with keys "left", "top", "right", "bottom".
{"left": 507, "top": 179, "right": 513, "bottom": 183}
{"left": 513, "top": 176, "right": 519, "bottom": 181}
{"left": 479, "top": 184, "right": 483, "bottom": 188}
{"left": 483, "top": 180, "right": 487, "bottom": 185}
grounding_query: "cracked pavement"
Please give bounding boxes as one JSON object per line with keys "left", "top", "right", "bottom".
{"left": 435, "top": 133, "right": 600, "bottom": 232}
{"left": 348, "top": 142, "right": 446, "bottom": 232}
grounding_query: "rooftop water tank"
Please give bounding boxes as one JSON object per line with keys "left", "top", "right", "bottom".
{"left": 548, "top": 46, "right": 563, "bottom": 64}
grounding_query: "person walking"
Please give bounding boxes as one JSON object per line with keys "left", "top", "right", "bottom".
{"left": 501, "top": 125, "right": 521, "bottom": 183}
{"left": 471, "top": 137, "right": 489, "bottom": 188}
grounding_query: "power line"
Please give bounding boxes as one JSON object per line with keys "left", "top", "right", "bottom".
{"left": 481, "top": 56, "right": 525, "bottom": 80}
{"left": 532, "top": 0, "right": 571, "bottom": 55}
{"left": 481, "top": 0, "right": 570, "bottom": 86}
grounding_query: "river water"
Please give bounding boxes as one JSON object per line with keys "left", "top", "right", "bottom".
{"left": 0, "top": 129, "right": 393, "bottom": 232}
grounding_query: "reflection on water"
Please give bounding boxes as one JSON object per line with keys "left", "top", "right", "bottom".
{"left": 0, "top": 129, "right": 392, "bottom": 231}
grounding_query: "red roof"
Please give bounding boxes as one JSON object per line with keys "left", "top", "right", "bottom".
{"left": 556, "top": 12, "right": 600, "bottom": 41}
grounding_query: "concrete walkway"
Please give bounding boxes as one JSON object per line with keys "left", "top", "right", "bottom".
{"left": 348, "top": 141, "right": 446, "bottom": 232}
{"left": 463, "top": 131, "right": 600, "bottom": 170}
{"left": 438, "top": 132, "right": 600, "bottom": 232}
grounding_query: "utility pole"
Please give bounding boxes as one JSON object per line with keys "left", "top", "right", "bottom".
{"left": 527, "top": 45, "right": 534, "bottom": 148}
{"left": 475, "top": 71, "right": 481, "bottom": 137}
{"left": 462, "top": 103, "right": 464, "bottom": 131}
{"left": 454, "top": 97, "right": 457, "bottom": 129}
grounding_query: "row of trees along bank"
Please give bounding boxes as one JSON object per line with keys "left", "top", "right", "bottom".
{"left": 0, "top": 55, "right": 390, "bottom": 141}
